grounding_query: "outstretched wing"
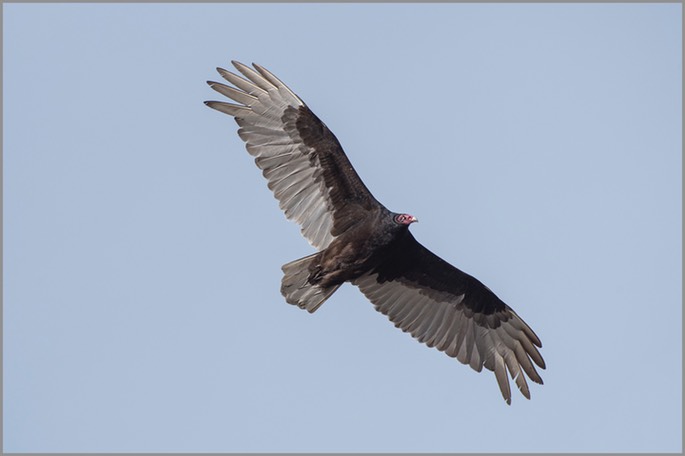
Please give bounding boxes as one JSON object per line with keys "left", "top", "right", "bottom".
{"left": 352, "top": 231, "right": 545, "bottom": 404}
{"left": 205, "top": 61, "right": 381, "bottom": 250}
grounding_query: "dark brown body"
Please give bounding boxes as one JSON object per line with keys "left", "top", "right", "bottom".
{"left": 309, "top": 206, "right": 398, "bottom": 288}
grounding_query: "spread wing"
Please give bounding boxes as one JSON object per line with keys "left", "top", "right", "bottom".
{"left": 205, "top": 61, "right": 381, "bottom": 250}
{"left": 352, "top": 231, "right": 545, "bottom": 404}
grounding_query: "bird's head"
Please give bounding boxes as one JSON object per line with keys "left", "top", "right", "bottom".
{"left": 393, "top": 213, "right": 418, "bottom": 226}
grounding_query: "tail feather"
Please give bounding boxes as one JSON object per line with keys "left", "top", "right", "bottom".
{"left": 281, "top": 254, "right": 340, "bottom": 313}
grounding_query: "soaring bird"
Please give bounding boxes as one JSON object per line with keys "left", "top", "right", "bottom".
{"left": 205, "top": 61, "right": 545, "bottom": 404}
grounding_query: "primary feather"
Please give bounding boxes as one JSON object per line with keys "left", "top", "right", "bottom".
{"left": 205, "top": 61, "right": 545, "bottom": 404}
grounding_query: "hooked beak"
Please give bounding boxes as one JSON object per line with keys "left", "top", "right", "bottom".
{"left": 411, "top": 216, "right": 419, "bottom": 223}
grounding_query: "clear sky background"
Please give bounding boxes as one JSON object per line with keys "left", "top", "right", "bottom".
{"left": 3, "top": 3, "right": 682, "bottom": 453}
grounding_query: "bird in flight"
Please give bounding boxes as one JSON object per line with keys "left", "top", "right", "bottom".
{"left": 205, "top": 61, "right": 545, "bottom": 404}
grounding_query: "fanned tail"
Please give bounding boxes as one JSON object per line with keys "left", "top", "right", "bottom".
{"left": 281, "top": 254, "right": 340, "bottom": 313}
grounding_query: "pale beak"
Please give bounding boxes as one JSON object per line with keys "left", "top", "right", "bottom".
{"left": 411, "top": 216, "right": 419, "bottom": 223}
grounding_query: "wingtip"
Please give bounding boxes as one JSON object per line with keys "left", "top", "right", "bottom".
{"left": 537, "top": 357, "right": 547, "bottom": 370}
{"left": 231, "top": 60, "right": 246, "bottom": 70}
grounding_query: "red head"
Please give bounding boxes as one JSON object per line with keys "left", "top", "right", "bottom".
{"left": 393, "top": 213, "right": 418, "bottom": 226}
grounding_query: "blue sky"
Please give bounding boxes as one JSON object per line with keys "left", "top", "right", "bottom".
{"left": 3, "top": 3, "right": 682, "bottom": 453}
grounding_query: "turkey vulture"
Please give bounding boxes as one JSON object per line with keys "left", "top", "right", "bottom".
{"left": 205, "top": 61, "right": 545, "bottom": 404}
